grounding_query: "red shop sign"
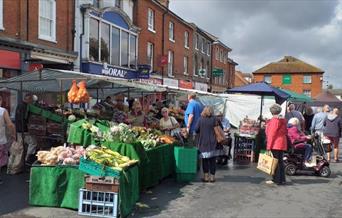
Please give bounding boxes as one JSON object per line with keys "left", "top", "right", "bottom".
{"left": 160, "top": 56, "right": 168, "bottom": 66}
{"left": 29, "top": 63, "right": 44, "bottom": 72}
{"left": 0, "top": 50, "right": 20, "bottom": 69}
{"left": 179, "top": 80, "right": 193, "bottom": 89}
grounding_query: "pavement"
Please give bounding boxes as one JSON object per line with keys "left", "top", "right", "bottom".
{"left": 2, "top": 156, "right": 342, "bottom": 218}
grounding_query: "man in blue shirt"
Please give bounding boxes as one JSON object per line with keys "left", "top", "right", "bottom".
{"left": 184, "top": 93, "right": 203, "bottom": 145}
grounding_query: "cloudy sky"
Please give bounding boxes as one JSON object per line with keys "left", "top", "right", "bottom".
{"left": 170, "top": 0, "right": 342, "bottom": 88}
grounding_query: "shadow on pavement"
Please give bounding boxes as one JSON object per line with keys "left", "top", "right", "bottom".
{"left": 290, "top": 178, "right": 330, "bottom": 184}
{"left": 220, "top": 175, "right": 265, "bottom": 184}
{"left": 0, "top": 168, "right": 30, "bottom": 216}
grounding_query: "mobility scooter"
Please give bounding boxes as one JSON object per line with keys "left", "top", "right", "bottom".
{"left": 283, "top": 133, "right": 331, "bottom": 177}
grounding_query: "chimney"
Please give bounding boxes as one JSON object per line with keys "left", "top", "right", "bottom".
{"left": 158, "top": 0, "right": 170, "bottom": 8}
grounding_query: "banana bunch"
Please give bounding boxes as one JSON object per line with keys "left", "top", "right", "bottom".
{"left": 87, "top": 147, "right": 138, "bottom": 171}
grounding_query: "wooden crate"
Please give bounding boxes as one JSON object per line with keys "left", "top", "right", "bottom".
{"left": 84, "top": 176, "right": 120, "bottom": 193}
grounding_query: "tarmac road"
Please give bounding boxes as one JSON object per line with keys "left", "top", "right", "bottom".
{"left": 2, "top": 157, "right": 342, "bottom": 218}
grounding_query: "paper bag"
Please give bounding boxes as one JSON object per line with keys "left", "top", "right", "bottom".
{"left": 257, "top": 152, "right": 278, "bottom": 175}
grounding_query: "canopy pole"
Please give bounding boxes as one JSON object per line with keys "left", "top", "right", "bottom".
{"left": 96, "top": 88, "right": 99, "bottom": 103}
{"left": 259, "top": 95, "right": 264, "bottom": 122}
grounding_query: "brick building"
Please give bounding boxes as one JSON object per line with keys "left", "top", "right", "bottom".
{"left": 253, "top": 56, "right": 324, "bottom": 97}
{"left": 234, "top": 71, "right": 252, "bottom": 87}
{"left": 133, "top": 0, "right": 194, "bottom": 89}
{"left": 0, "top": 0, "right": 77, "bottom": 115}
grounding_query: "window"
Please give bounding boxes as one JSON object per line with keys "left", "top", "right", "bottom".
{"left": 92, "top": 0, "right": 100, "bottom": 8}
{"left": 282, "top": 74, "right": 292, "bottom": 85}
{"left": 215, "top": 47, "right": 219, "bottom": 60}
{"left": 89, "top": 18, "right": 100, "bottom": 61}
{"left": 184, "top": 56, "right": 188, "bottom": 75}
{"left": 207, "top": 43, "right": 211, "bottom": 56}
{"left": 303, "top": 74, "right": 312, "bottom": 84}
{"left": 129, "top": 35, "right": 137, "bottom": 68}
{"left": 220, "top": 50, "right": 223, "bottom": 62}
{"left": 184, "top": 31, "right": 189, "bottom": 48}
{"left": 169, "top": 22, "right": 174, "bottom": 41}
{"left": 111, "top": 27, "right": 120, "bottom": 65}
{"left": 224, "top": 52, "right": 227, "bottom": 64}
{"left": 147, "top": 42, "right": 154, "bottom": 71}
{"left": 195, "top": 34, "right": 199, "bottom": 50}
{"left": 147, "top": 8, "right": 155, "bottom": 32}
{"left": 39, "top": 0, "right": 56, "bottom": 41}
{"left": 201, "top": 38, "right": 205, "bottom": 53}
{"left": 121, "top": 31, "right": 129, "bottom": 67}
{"left": 89, "top": 16, "right": 137, "bottom": 69}
{"left": 303, "top": 90, "right": 311, "bottom": 97}
{"left": 168, "top": 51, "right": 174, "bottom": 77}
{"left": 194, "top": 56, "right": 198, "bottom": 76}
{"left": 264, "top": 75, "right": 272, "bottom": 84}
{"left": 100, "top": 22, "right": 110, "bottom": 63}
{"left": 0, "top": 0, "right": 3, "bottom": 30}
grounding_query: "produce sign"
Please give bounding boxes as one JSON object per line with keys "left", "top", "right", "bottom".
{"left": 86, "top": 146, "right": 138, "bottom": 171}
{"left": 36, "top": 146, "right": 86, "bottom": 165}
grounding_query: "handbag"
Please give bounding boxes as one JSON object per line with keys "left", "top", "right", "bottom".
{"left": 170, "top": 117, "right": 181, "bottom": 137}
{"left": 214, "top": 121, "right": 226, "bottom": 144}
{"left": 7, "top": 137, "right": 24, "bottom": 175}
{"left": 257, "top": 151, "right": 278, "bottom": 176}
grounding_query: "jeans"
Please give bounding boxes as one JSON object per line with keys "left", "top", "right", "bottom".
{"left": 202, "top": 157, "right": 216, "bottom": 175}
{"left": 303, "top": 144, "right": 313, "bottom": 161}
{"left": 271, "top": 150, "right": 286, "bottom": 184}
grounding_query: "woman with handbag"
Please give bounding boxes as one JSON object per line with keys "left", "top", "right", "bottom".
{"left": 195, "top": 106, "right": 219, "bottom": 183}
{"left": 265, "top": 104, "right": 288, "bottom": 185}
{"left": 159, "top": 107, "right": 180, "bottom": 136}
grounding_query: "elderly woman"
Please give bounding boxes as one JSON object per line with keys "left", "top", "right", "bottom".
{"left": 288, "top": 117, "right": 314, "bottom": 167}
{"left": 323, "top": 108, "right": 342, "bottom": 162}
{"left": 159, "top": 107, "right": 180, "bottom": 136}
{"left": 265, "top": 104, "right": 287, "bottom": 185}
{"left": 127, "top": 100, "right": 146, "bottom": 127}
{"left": 195, "top": 106, "right": 218, "bottom": 183}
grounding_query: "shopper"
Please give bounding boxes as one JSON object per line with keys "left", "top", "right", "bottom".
{"left": 184, "top": 93, "right": 203, "bottom": 145}
{"left": 127, "top": 100, "right": 146, "bottom": 127}
{"left": 303, "top": 106, "right": 314, "bottom": 134}
{"left": 265, "top": 104, "right": 287, "bottom": 185}
{"left": 323, "top": 108, "right": 342, "bottom": 162}
{"left": 195, "top": 106, "right": 218, "bottom": 183}
{"left": 0, "top": 96, "right": 16, "bottom": 184}
{"left": 311, "top": 104, "right": 330, "bottom": 134}
{"left": 287, "top": 118, "right": 314, "bottom": 167}
{"left": 285, "top": 103, "right": 305, "bottom": 131}
{"left": 159, "top": 107, "right": 180, "bottom": 136}
{"left": 15, "top": 93, "right": 37, "bottom": 166}
{"left": 216, "top": 112, "right": 231, "bottom": 165}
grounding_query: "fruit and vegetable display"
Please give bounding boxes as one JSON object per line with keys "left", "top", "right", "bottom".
{"left": 67, "top": 80, "right": 90, "bottom": 104}
{"left": 36, "top": 146, "right": 86, "bottom": 165}
{"left": 86, "top": 146, "right": 138, "bottom": 171}
{"left": 103, "top": 123, "right": 137, "bottom": 144}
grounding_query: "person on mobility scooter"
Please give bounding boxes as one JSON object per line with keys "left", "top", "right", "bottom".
{"left": 284, "top": 117, "right": 331, "bottom": 177}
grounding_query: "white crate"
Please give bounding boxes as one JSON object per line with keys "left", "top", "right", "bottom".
{"left": 78, "top": 189, "right": 119, "bottom": 218}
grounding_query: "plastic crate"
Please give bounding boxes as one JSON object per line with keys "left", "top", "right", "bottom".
{"left": 174, "top": 146, "right": 198, "bottom": 173}
{"left": 41, "top": 110, "right": 63, "bottom": 123}
{"left": 79, "top": 157, "right": 120, "bottom": 178}
{"left": 78, "top": 189, "right": 119, "bottom": 218}
{"left": 28, "top": 104, "right": 42, "bottom": 115}
{"left": 176, "top": 173, "right": 196, "bottom": 182}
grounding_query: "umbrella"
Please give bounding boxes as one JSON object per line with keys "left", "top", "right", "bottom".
{"left": 279, "top": 88, "right": 312, "bottom": 103}
{"left": 227, "top": 82, "right": 290, "bottom": 119}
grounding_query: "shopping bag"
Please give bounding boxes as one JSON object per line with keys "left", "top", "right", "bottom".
{"left": 257, "top": 152, "right": 278, "bottom": 175}
{"left": 214, "top": 125, "right": 226, "bottom": 144}
{"left": 7, "top": 139, "right": 24, "bottom": 175}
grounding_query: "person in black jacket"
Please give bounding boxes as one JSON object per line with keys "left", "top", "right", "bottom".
{"left": 195, "top": 106, "right": 218, "bottom": 183}
{"left": 323, "top": 108, "right": 342, "bottom": 162}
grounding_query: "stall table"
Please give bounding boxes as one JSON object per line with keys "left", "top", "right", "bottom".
{"left": 29, "top": 164, "right": 139, "bottom": 218}
{"left": 233, "top": 133, "right": 256, "bottom": 162}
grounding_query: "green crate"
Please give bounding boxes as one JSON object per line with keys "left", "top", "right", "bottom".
{"left": 28, "top": 104, "right": 42, "bottom": 115}
{"left": 41, "top": 110, "right": 63, "bottom": 123}
{"left": 260, "top": 149, "right": 267, "bottom": 154}
{"left": 79, "top": 157, "right": 120, "bottom": 178}
{"left": 174, "top": 146, "right": 198, "bottom": 173}
{"left": 176, "top": 173, "right": 196, "bottom": 182}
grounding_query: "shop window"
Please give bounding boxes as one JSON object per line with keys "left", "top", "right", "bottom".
{"left": 129, "top": 35, "right": 137, "bottom": 68}
{"left": 169, "top": 22, "right": 174, "bottom": 41}
{"left": 184, "top": 31, "right": 189, "bottom": 48}
{"left": 89, "top": 17, "right": 100, "bottom": 62}
{"left": 121, "top": 31, "right": 129, "bottom": 67}
{"left": 194, "top": 55, "right": 198, "bottom": 76}
{"left": 303, "top": 89, "right": 311, "bottom": 97}
{"left": 264, "top": 75, "right": 272, "bottom": 84}
{"left": 184, "top": 56, "right": 188, "bottom": 75}
{"left": 100, "top": 22, "right": 110, "bottom": 63}
{"left": 39, "top": 0, "right": 56, "bottom": 42}
{"left": 148, "top": 8, "right": 155, "bottom": 32}
{"left": 282, "top": 74, "right": 292, "bottom": 85}
{"left": 168, "top": 50, "right": 174, "bottom": 77}
{"left": 303, "top": 74, "right": 312, "bottom": 84}
{"left": 111, "top": 27, "right": 120, "bottom": 66}
{"left": 0, "top": 0, "right": 3, "bottom": 30}
{"left": 147, "top": 42, "right": 154, "bottom": 71}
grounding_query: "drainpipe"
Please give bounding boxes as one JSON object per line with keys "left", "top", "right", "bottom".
{"left": 79, "top": 4, "right": 86, "bottom": 72}
{"left": 209, "top": 42, "right": 214, "bottom": 92}
{"left": 161, "top": 8, "right": 168, "bottom": 83}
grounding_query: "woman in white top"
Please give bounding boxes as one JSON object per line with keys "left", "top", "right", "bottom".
{"left": 0, "top": 96, "right": 16, "bottom": 184}
{"left": 159, "top": 107, "right": 180, "bottom": 136}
